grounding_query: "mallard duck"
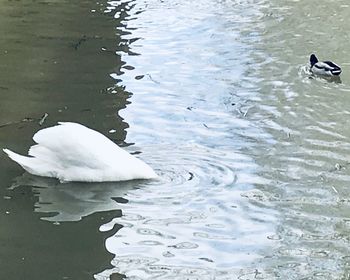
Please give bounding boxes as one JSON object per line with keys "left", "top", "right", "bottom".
{"left": 310, "top": 54, "right": 341, "bottom": 76}
{"left": 3, "top": 122, "right": 158, "bottom": 183}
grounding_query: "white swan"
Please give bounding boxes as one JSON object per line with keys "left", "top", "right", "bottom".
{"left": 3, "top": 122, "right": 158, "bottom": 183}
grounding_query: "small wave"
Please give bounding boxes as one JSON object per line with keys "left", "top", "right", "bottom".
{"left": 96, "top": 143, "right": 275, "bottom": 279}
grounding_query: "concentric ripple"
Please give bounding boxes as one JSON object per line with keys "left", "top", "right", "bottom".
{"left": 96, "top": 143, "right": 276, "bottom": 279}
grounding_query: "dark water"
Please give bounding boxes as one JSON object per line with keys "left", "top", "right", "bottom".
{"left": 1, "top": 0, "right": 350, "bottom": 279}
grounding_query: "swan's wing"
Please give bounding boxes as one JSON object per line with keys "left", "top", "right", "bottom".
{"left": 32, "top": 122, "right": 126, "bottom": 168}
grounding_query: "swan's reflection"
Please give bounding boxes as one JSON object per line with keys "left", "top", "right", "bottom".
{"left": 11, "top": 173, "right": 143, "bottom": 222}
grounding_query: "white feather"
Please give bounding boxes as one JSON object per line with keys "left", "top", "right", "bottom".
{"left": 3, "top": 122, "right": 158, "bottom": 182}
{"left": 311, "top": 63, "right": 333, "bottom": 76}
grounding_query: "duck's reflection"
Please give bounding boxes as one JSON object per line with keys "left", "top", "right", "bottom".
{"left": 310, "top": 74, "right": 342, "bottom": 84}
{"left": 11, "top": 173, "right": 142, "bottom": 222}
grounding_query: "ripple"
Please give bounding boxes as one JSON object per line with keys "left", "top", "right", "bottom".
{"left": 100, "top": 143, "right": 275, "bottom": 278}
{"left": 138, "top": 240, "right": 163, "bottom": 246}
{"left": 137, "top": 228, "right": 176, "bottom": 239}
{"left": 169, "top": 242, "right": 199, "bottom": 250}
{"left": 96, "top": 0, "right": 277, "bottom": 278}
{"left": 98, "top": 0, "right": 350, "bottom": 279}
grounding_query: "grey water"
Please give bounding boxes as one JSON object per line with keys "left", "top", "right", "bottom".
{"left": 1, "top": 0, "right": 350, "bottom": 279}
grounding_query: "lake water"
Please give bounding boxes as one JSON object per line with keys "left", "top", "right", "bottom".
{"left": 1, "top": 0, "right": 350, "bottom": 279}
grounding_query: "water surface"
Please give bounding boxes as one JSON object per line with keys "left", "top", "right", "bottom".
{"left": 1, "top": 0, "right": 350, "bottom": 279}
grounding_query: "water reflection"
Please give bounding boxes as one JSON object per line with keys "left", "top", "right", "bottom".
{"left": 97, "top": 0, "right": 350, "bottom": 279}
{"left": 94, "top": 0, "right": 280, "bottom": 278}
{"left": 10, "top": 173, "right": 142, "bottom": 222}
{"left": 239, "top": 0, "right": 350, "bottom": 279}
{"left": 0, "top": 0, "right": 133, "bottom": 279}
{"left": 97, "top": 142, "right": 276, "bottom": 280}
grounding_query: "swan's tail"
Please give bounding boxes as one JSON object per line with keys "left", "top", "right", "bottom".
{"left": 3, "top": 148, "right": 38, "bottom": 175}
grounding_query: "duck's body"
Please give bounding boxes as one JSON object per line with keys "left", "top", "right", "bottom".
{"left": 310, "top": 54, "right": 341, "bottom": 76}
{"left": 3, "top": 122, "right": 157, "bottom": 183}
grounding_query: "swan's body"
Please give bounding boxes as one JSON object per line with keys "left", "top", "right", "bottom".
{"left": 310, "top": 54, "right": 341, "bottom": 76}
{"left": 3, "top": 122, "right": 157, "bottom": 183}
